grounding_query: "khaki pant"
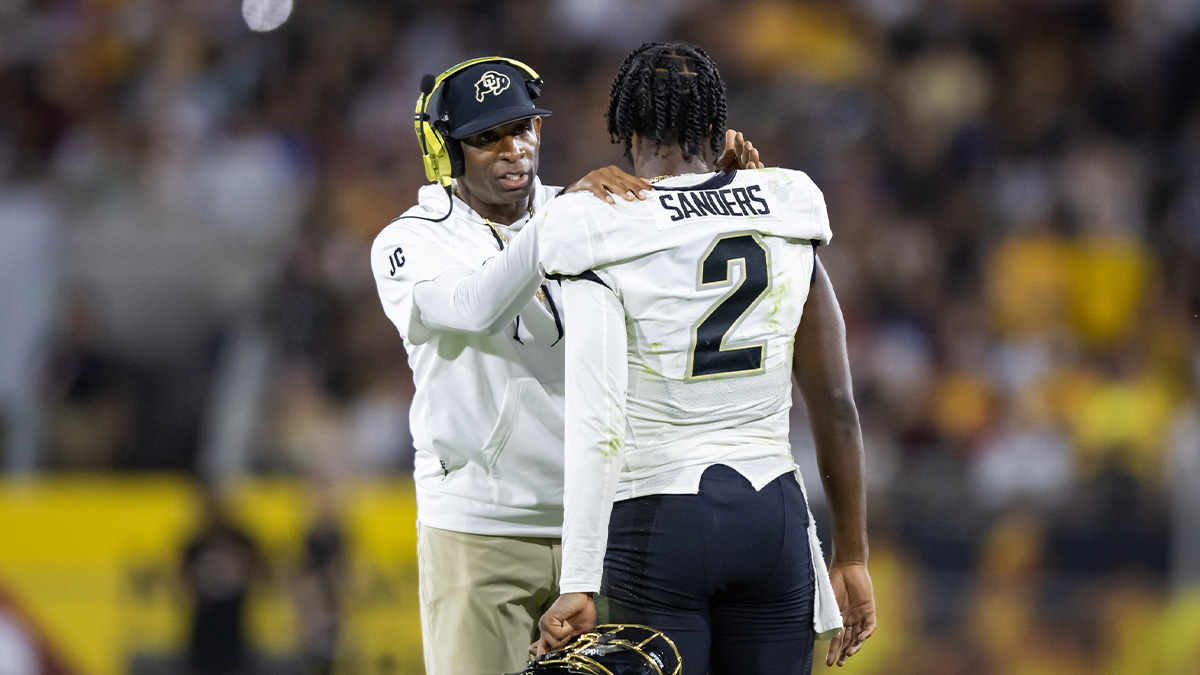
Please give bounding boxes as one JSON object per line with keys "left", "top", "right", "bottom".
{"left": 417, "top": 523, "right": 562, "bottom": 675}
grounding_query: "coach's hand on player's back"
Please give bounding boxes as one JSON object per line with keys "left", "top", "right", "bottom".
{"left": 826, "top": 561, "right": 876, "bottom": 667}
{"left": 533, "top": 592, "right": 596, "bottom": 656}
{"left": 564, "top": 167, "right": 653, "bottom": 204}
{"left": 563, "top": 128, "right": 761, "bottom": 205}
{"left": 715, "top": 128, "right": 763, "bottom": 172}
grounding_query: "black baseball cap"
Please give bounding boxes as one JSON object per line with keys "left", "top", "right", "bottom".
{"left": 439, "top": 62, "right": 551, "bottom": 139}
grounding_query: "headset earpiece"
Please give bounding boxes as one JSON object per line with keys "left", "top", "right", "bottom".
{"left": 432, "top": 119, "right": 465, "bottom": 178}
{"left": 446, "top": 139, "right": 465, "bottom": 178}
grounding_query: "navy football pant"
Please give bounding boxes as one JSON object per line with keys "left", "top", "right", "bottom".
{"left": 601, "top": 464, "right": 816, "bottom": 675}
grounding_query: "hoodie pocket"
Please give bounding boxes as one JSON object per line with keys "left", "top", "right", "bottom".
{"left": 481, "top": 378, "right": 525, "bottom": 470}
{"left": 479, "top": 378, "right": 565, "bottom": 507}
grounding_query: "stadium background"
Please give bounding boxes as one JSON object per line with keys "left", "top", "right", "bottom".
{"left": 2, "top": 0, "right": 1199, "bottom": 673}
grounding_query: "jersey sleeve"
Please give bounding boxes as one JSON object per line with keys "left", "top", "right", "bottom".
{"left": 535, "top": 194, "right": 602, "bottom": 278}
{"left": 801, "top": 172, "right": 833, "bottom": 246}
{"left": 557, "top": 277, "right": 628, "bottom": 593}
{"left": 791, "top": 170, "right": 832, "bottom": 246}
{"left": 763, "top": 169, "right": 833, "bottom": 246}
{"left": 370, "top": 221, "right": 459, "bottom": 345}
{"left": 410, "top": 221, "right": 544, "bottom": 336}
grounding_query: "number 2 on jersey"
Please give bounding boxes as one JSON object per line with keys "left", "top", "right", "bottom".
{"left": 688, "top": 233, "right": 770, "bottom": 379}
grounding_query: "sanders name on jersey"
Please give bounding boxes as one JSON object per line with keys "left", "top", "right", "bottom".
{"left": 658, "top": 184, "right": 771, "bottom": 221}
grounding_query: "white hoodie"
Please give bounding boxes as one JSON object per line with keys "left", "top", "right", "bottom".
{"left": 371, "top": 179, "right": 566, "bottom": 536}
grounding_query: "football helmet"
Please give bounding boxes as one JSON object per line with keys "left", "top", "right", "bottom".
{"left": 514, "top": 624, "right": 682, "bottom": 675}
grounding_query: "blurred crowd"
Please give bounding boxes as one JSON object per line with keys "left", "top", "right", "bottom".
{"left": 2, "top": 0, "right": 1200, "bottom": 672}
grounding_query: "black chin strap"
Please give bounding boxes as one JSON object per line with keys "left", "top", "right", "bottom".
{"left": 543, "top": 281, "right": 565, "bottom": 345}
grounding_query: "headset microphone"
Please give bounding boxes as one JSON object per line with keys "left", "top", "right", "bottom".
{"left": 415, "top": 72, "right": 451, "bottom": 188}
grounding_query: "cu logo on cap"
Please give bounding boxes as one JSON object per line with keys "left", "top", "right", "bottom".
{"left": 474, "top": 70, "right": 511, "bottom": 102}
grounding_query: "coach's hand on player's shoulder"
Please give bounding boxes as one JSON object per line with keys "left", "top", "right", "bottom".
{"left": 827, "top": 561, "right": 876, "bottom": 667}
{"left": 564, "top": 167, "right": 653, "bottom": 204}
{"left": 715, "top": 128, "right": 764, "bottom": 172}
{"left": 532, "top": 592, "right": 596, "bottom": 657}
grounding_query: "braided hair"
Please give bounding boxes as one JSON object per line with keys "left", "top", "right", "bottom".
{"left": 607, "top": 42, "right": 727, "bottom": 161}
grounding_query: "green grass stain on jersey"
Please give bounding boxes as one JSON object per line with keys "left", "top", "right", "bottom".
{"left": 604, "top": 434, "right": 624, "bottom": 457}
{"left": 764, "top": 278, "right": 791, "bottom": 330}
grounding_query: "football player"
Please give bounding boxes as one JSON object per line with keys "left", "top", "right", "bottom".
{"left": 532, "top": 42, "right": 876, "bottom": 674}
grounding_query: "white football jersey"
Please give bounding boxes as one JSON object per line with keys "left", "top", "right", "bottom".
{"left": 540, "top": 168, "right": 846, "bottom": 637}
{"left": 539, "top": 168, "right": 832, "bottom": 498}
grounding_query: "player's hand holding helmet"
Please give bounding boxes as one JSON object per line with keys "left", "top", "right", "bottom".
{"left": 512, "top": 624, "right": 682, "bottom": 675}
